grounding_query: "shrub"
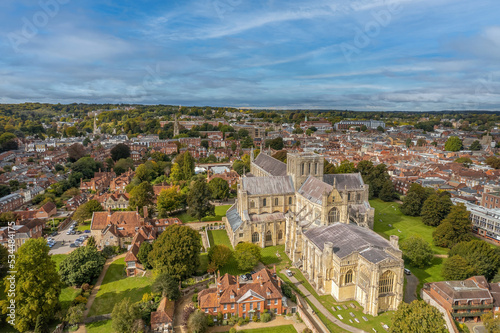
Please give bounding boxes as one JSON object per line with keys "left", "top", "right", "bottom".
{"left": 81, "top": 283, "right": 91, "bottom": 291}
{"left": 207, "top": 314, "right": 215, "bottom": 327}
{"left": 302, "top": 329, "right": 313, "bottom": 333}
{"left": 229, "top": 328, "right": 237, "bottom": 333}
{"left": 72, "top": 295, "right": 87, "bottom": 305}
{"left": 252, "top": 315, "right": 259, "bottom": 322}
{"left": 261, "top": 312, "right": 272, "bottom": 323}
{"left": 238, "top": 317, "right": 244, "bottom": 326}
{"left": 192, "top": 293, "right": 198, "bottom": 303}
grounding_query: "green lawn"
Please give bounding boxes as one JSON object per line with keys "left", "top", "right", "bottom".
{"left": 174, "top": 205, "right": 232, "bottom": 223}
{"left": 60, "top": 286, "right": 82, "bottom": 311}
{"left": 51, "top": 254, "right": 67, "bottom": 271}
{"left": 88, "top": 257, "right": 153, "bottom": 316}
{"left": 86, "top": 319, "right": 114, "bottom": 333}
{"left": 370, "top": 199, "right": 447, "bottom": 255}
{"left": 77, "top": 221, "right": 91, "bottom": 231}
{"left": 238, "top": 325, "right": 297, "bottom": 333}
{"left": 207, "top": 229, "right": 233, "bottom": 249}
{"left": 371, "top": 199, "right": 446, "bottom": 295}
{"left": 197, "top": 252, "right": 209, "bottom": 275}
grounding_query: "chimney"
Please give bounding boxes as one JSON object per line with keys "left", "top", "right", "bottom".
{"left": 143, "top": 206, "right": 148, "bottom": 219}
{"left": 278, "top": 279, "right": 281, "bottom": 288}
{"left": 237, "top": 278, "right": 240, "bottom": 291}
{"left": 107, "top": 207, "right": 111, "bottom": 217}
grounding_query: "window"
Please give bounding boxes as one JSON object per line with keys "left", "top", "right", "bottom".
{"left": 224, "top": 313, "right": 227, "bottom": 319}
{"left": 231, "top": 304, "right": 235, "bottom": 309}
{"left": 214, "top": 307, "right": 217, "bottom": 312}
{"left": 239, "top": 233, "right": 243, "bottom": 238}
{"left": 252, "top": 232, "right": 259, "bottom": 243}
{"left": 378, "top": 270, "right": 395, "bottom": 294}
{"left": 266, "top": 230, "right": 272, "bottom": 242}
{"left": 356, "top": 193, "right": 361, "bottom": 201}
{"left": 242, "top": 304, "right": 246, "bottom": 311}
{"left": 205, "top": 308, "right": 209, "bottom": 313}
{"left": 275, "top": 198, "right": 278, "bottom": 206}
{"left": 301, "top": 163, "right": 305, "bottom": 175}
{"left": 267, "top": 300, "right": 271, "bottom": 306}
{"left": 328, "top": 208, "right": 339, "bottom": 223}
{"left": 250, "top": 303, "right": 253, "bottom": 310}
{"left": 278, "top": 230, "right": 283, "bottom": 240}
{"left": 224, "top": 304, "right": 227, "bottom": 310}
{"left": 315, "top": 163, "right": 318, "bottom": 174}
{"left": 250, "top": 201, "right": 255, "bottom": 208}
{"left": 345, "top": 270, "right": 353, "bottom": 284}
{"left": 263, "top": 198, "right": 267, "bottom": 206}
{"left": 274, "top": 299, "right": 278, "bottom": 305}
{"left": 289, "top": 197, "right": 292, "bottom": 205}
{"left": 257, "top": 303, "right": 261, "bottom": 310}
{"left": 348, "top": 193, "right": 351, "bottom": 201}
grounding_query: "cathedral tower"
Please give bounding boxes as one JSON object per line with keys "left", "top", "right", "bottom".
{"left": 286, "top": 152, "right": 324, "bottom": 190}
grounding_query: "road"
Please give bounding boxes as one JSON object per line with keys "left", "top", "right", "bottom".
{"left": 48, "top": 221, "right": 88, "bottom": 255}
{"left": 404, "top": 272, "right": 419, "bottom": 303}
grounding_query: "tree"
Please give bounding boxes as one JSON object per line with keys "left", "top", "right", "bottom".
{"left": 111, "top": 298, "right": 142, "bottom": 333}
{"left": 376, "top": 126, "right": 385, "bottom": 132}
{"left": 379, "top": 180, "right": 395, "bottom": 202}
{"left": 148, "top": 225, "right": 201, "bottom": 280}
{"left": 469, "top": 140, "right": 482, "bottom": 151}
{"left": 65, "top": 126, "right": 78, "bottom": 137}
{"left": 448, "top": 240, "right": 500, "bottom": 280}
{"left": 187, "top": 180, "right": 215, "bottom": 222}
{"left": 59, "top": 245, "right": 106, "bottom": 286}
{"left": 405, "top": 138, "right": 412, "bottom": 148}
{"left": 400, "top": 235, "right": 433, "bottom": 268}
{"left": 157, "top": 187, "right": 182, "bottom": 217}
{"left": 356, "top": 160, "right": 374, "bottom": 176}
{"left": 335, "top": 160, "right": 356, "bottom": 174}
{"left": 208, "top": 245, "right": 232, "bottom": 270}
{"left": 0, "top": 133, "right": 18, "bottom": 152}
{"left": 482, "top": 312, "right": 500, "bottom": 333}
{"left": 188, "top": 310, "right": 208, "bottom": 333}
{"left": 72, "top": 157, "right": 102, "bottom": 180}
{"left": 400, "top": 192, "right": 423, "bottom": 216}
{"left": 86, "top": 236, "right": 96, "bottom": 248}
{"left": 182, "top": 152, "right": 195, "bottom": 180}
{"left": 432, "top": 204, "right": 472, "bottom": 248}
{"left": 83, "top": 137, "right": 91, "bottom": 147}
{"left": 444, "top": 136, "right": 463, "bottom": 152}
{"left": 234, "top": 242, "right": 261, "bottom": 271}
{"left": 135, "top": 164, "right": 153, "bottom": 182}
{"left": 73, "top": 200, "right": 104, "bottom": 223}
{"left": 266, "top": 137, "right": 284, "bottom": 150}
{"left": 65, "top": 304, "right": 85, "bottom": 327}
{"left": 2, "top": 238, "right": 61, "bottom": 332}
{"left": 111, "top": 143, "right": 131, "bottom": 161}
{"left": 208, "top": 178, "right": 229, "bottom": 201}
{"left": 129, "top": 181, "right": 155, "bottom": 216}
{"left": 421, "top": 193, "right": 452, "bottom": 226}
{"left": 170, "top": 163, "right": 183, "bottom": 181}
{"left": 34, "top": 314, "right": 49, "bottom": 333}
{"left": 0, "top": 245, "right": 8, "bottom": 278}
{"left": 137, "top": 242, "right": 153, "bottom": 269}
{"left": 114, "top": 158, "right": 134, "bottom": 175}
{"left": 389, "top": 300, "right": 447, "bottom": 333}
{"left": 441, "top": 255, "right": 476, "bottom": 280}
{"left": 232, "top": 159, "right": 249, "bottom": 175}
{"left": 67, "top": 143, "right": 86, "bottom": 162}
{"left": 152, "top": 272, "right": 181, "bottom": 301}
{"left": 454, "top": 157, "right": 473, "bottom": 168}
{"left": 416, "top": 138, "right": 426, "bottom": 147}
{"left": 485, "top": 156, "right": 500, "bottom": 169}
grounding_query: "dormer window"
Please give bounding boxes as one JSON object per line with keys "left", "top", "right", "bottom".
{"left": 230, "top": 294, "right": 235, "bottom": 299}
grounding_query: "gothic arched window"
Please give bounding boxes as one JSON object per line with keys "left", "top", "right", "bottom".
{"left": 328, "top": 208, "right": 339, "bottom": 223}
{"left": 275, "top": 198, "right": 278, "bottom": 206}
{"left": 278, "top": 230, "right": 283, "bottom": 240}
{"left": 252, "top": 232, "right": 259, "bottom": 243}
{"left": 250, "top": 201, "right": 255, "bottom": 208}
{"left": 263, "top": 198, "right": 267, "bottom": 206}
{"left": 265, "top": 230, "right": 272, "bottom": 242}
{"left": 289, "top": 197, "right": 292, "bottom": 205}
{"left": 378, "top": 271, "right": 395, "bottom": 294}
{"left": 345, "top": 270, "right": 353, "bottom": 284}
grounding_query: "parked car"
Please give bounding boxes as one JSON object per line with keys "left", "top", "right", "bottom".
{"left": 240, "top": 274, "right": 248, "bottom": 281}
{"left": 84, "top": 230, "right": 90, "bottom": 234}
{"left": 404, "top": 268, "right": 411, "bottom": 275}
{"left": 286, "top": 270, "right": 293, "bottom": 277}
{"left": 70, "top": 243, "right": 78, "bottom": 248}
{"left": 51, "top": 231, "right": 58, "bottom": 237}
{"left": 66, "top": 230, "right": 72, "bottom": 235}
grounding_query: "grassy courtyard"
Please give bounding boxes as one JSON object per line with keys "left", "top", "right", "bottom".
{"left": 207, "top": 229, "right": 233, "bottom": 249}
{"left": 370, "top": 199, "right": 446, "bottom": 294}
{"left": 88, "top": 257, "right": 153, "bottom": 316}
{"left": 86, "top": 319, "right": 114, "bottom": 333}
{"left": 77, "top": 221, "right": 91, "bottom": 231}
{"left": 174, "top": 204, "right": 232, "bottom": 223}
{"left": 237, "top": 325, "right": 297, "bottom": 333}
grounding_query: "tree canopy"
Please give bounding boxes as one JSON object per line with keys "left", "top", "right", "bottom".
{"left": 73, "top": 199, "right": 103, "bottom": 223}
{"left": 111, "top": 143, "right": 131, "bottom": 161}
{"left": 390, "top": 300, "right": 447, "bottom": 333}
{"left": 444, "top": 136, "right": 463, "bottom": 151}
{"left": 447, "top": 240, "right": 500, "bottom": 281}
{"left": 148, "top": 225, "right": 201, "bottom": 280}
{"left": 400, "top": 235, "right": 433, "bottom": 269}
{"left": 157, "top": 187, "right": 182, "bottom": 217}
{"left": 187, "top": 180, "right": 214, "bottom": 222}
{"left": 234, "top": 242, "right": 261, "bottom": 272}
{"left": 129, "top": 181, "right": 155, "bottom": 216}
{"left": 59, "top": 245, "right": 106, "bottom": 286}
{"left": 208, "top": 178, "right": 229, "bottom": 201}
{"left": 152, "top": 272, "right": 181, "bottom": 301}
{"left": 421, "top": 193, "right": 452, "bottom": 226}
{"left": 432, "top": 203, "right": 472, "bottom": 248}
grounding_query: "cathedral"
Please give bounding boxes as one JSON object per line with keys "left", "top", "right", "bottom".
{"left": 223, "top": 151, "right": 404, "bottom": 316}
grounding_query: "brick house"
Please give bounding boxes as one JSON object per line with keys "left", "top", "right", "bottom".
{"left": 198, "top": 267, "right": 286, "bottom": 320}
{"left": 151, "top": 297, "right": 175, "bottom": 332}
{"left": 36, "top": 201, "right": 57, "bottom": 218}
{"left": 95, "top": 193, "right": 130, "bottom": 210}
{"left": 0, "top": 219, "right": 45, "bottom": 252}
{"left": 0, "top": 193, "right": 24, "bottom": 213}
{"left": 124, "top": 225, "right": 156, "bottom": 276}
{"left": 110, "top": 169, "right": 135, "bottom": 192}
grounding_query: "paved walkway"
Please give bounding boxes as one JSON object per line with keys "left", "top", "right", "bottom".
{"left": 74, "top": 253, "right": 126, "bottom": 333}
{"left": 283, "top": 270, "right": 367, "bottom": 333}
{"left": 404, "top": 273, "right": 418, "bottom": 303}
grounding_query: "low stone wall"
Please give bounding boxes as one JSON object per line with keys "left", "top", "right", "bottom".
{"left": 295, "top": 294, "right": 325, "bottom": 333}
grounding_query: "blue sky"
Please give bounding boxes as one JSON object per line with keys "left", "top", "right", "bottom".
{"left": 1, "top": 0, "right": 499, "bottom": 110}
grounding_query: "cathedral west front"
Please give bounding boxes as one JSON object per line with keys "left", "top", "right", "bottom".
{"left": 223, "top": 151, "right": 404, "bottom": 316}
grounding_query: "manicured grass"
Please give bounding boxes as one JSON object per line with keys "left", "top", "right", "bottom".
{"left": 86, "top": 319, "right": 114, "bottom": 333}
{"left": 207, "top": 229, "right": 233, "bottom": 249}
{"left": 77, "top": 221, "right": 91, "bottom": 231}
{"left": 408, "top": 256, "right": 444, "bottom": 296}
{"left": 260, "top": 245, "right": 290, "bottom": 269}
{"left": 51, "top": 254, "right": 67, "bottom": 271}
{"left": 174, "top": 205, "right": 232, "bottom": 223}
{"left": 88, "top": 257, "right": 153, "bottom": 316}
{"left": 370, "top": 199, "right": 448, "bottom": 255}
{"left": 238, "top": 325, "right": 298, "bottom": 333}
{"left": 60, "top": 286, "right": 82, "bottom": 311}
{"left": 197, "top": 252, "right": 209, "bottom": 275}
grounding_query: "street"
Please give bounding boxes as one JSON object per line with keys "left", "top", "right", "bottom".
{"left": 48, "top": 221, "right": 88, "bottom": 255}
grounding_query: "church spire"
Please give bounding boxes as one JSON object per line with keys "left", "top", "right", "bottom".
{"left": 173, "top": 112, "right": 180, "bottom": 137}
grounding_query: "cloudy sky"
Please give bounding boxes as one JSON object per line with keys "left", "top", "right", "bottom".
{"left": 1, "top": 0, "right": 499, "bottom": 110}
